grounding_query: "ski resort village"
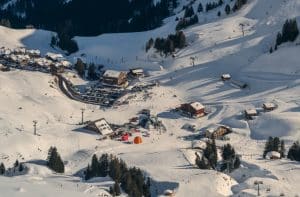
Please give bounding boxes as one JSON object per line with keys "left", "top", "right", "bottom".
{"left": 0, "top": 0, "right": 300, "bottom": 196}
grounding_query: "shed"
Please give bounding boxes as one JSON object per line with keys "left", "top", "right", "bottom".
{"left": 221, "top": 74, "right": 231, "bottom": 81}
{"left": 86, "top": 118, "right": 114, "bottom": 136}
{"left": 244, "top": 109, "right": 258, "bottom": 119}
{"left": 263, "top": 103, "right": 276, "bottom": 111}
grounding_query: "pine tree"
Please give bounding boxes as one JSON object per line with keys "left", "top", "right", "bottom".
{"left": 85, "top": 164, "right": 92, "bottom": 180}
{"left": 184, "top": 6, "right": 195, "bottom": 18}
{"left": 217, "top": 11, "right": 221, "bottom": 17}
{"left": 276, "top": 32, "right": 282, "bottom": 46}
{"left": 109, "top": 185, "right": 116, "bottom": 196}
{"left": 75, "top": 58, "right": 86, "bottom": 77}
{"left": 287, "top": 141, "right": 300, "bottom": 161}
{"left": 195, "top": 153, "right": 209, "bottom": 169}
{"left": 91, "top": 154, "right": 99, "bottom": 177}
{"left": 146, "top": 38, "right": 154, "bottom": 52}
{"left": 225, "top": 4, "right": 231, "bottom": 15}
{"left": 18, "top": 163, "right": 24, "bottom": 172}
{"left": 99, "top": 154, "right": 109, "bottom": 177}
{"left": 14, "top": 160, "right": 19, "bottom": 168}
{"left": 47, "top": 146, "right": 65, "bottom": 173}
{"left": 0, "top": 163, "right": 5, "bottom": 175}
{"left": 87, "top": 63, "right": 97, "bottom": 80}
{"left": 114, "top": 181, "right": 121, "bottom": 196}
{"left": 280, "top": 140, "right": 285, "bottom": 158}
{"left": 203, "top": 139, "right": 218, "bottom": 169}
{"left": 198, "top": 3, "right": 203, "bottom": 12}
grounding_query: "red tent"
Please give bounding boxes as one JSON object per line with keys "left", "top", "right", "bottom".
{"left": 121, "top": 133, "right": 129, "bottom": 141}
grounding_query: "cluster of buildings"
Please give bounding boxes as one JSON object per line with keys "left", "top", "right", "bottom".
{"left": 0, "top": 47, "right": 72, "bottom": 73}
{"left": 101, "top": 68, "right": 145, "bottom": 88}
{"left": 85, "top": 109, "right": 165, "bottom": 143}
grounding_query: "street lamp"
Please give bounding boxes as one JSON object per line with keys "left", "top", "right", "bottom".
{"left": 254, "top": 180, "right": 263, "bottom": 196}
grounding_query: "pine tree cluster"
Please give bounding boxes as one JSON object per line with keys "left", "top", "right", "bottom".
{"left": 195, "top": 139, "right": 218, "bottom": 169}
{"left": 176, "top": 15, "right": 199, "bottom": 31}
{"left": 220, "top": 144, "right": 241, "bottom": 172}
{"left": 287, "top": 141, "right": 300, "bottom": 161}
{"left": 85, "top": 154, "right": 151, "bottom": 197}
{"left": 47, "top": 147, "right": 65, "bottom": 173}
{"left": 275, "top": 19, "right": 299, "bottom": 47}
{"left": 175, "top": 6, "right": 198, "bottom": 31}
{"left": 0, "top": 0, "right": 177, "bottom": 37}
{"left": 0, "top": 160, "right": 25, "bottom": 176}
{"left": 206, "top": 0, "right": 223, "bottom": 12}
{"left": 195, "top": 141, "right": 241, "bottom": 173}
{"left": 232, "top": 0, "right": 247, "bottom": 11}
{"left": 147, "top": 31, "right": 186, "bottom": 56}
{"left": 263, "top": 137, "right": 285, "bottom": 159}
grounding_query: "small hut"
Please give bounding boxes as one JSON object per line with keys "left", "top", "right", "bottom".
{"left": 244, "top": 109, "right": 258, "bottom": 120}
{"left": 221, "top": 74, "right": 231, "bottom": 81}
{"left": 263, "top": 103, "right": 276, "bottom": 111}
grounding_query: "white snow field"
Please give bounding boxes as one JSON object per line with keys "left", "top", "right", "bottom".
{"left": 0, "top": 0, "right": 300, "bottom": 196}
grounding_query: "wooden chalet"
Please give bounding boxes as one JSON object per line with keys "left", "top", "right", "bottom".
{"left": 205, "top": 124, "right": 233, "bottom": 139}
{"left": 179, "top": 102, "right": 205, "bottom": 118}
{"left": 102, "top": 70, "right": 128, "bottom": 86}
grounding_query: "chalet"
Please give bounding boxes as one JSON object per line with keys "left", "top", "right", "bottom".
{"left": 263, "top": 102, "right": 276, "bottom": 111}
{"left": 221, "top": 74, "right": 231, "bottom": 81}
{"left": 129, "top": 68, "right": 144, "bottom": 78}
{"left": 179, "top": 102, "right": 205, "bottom": 118}
{"left": 102, "top": 70, "right": 128, "bottom": 86}
{"left": 205, "top": 124, "right": 233, "bottom": 139}
{"left": 244, "top": 109, "right": 258, "bottom": 119}
{"left": 86, "top": 118, "right": 114, "bottom": 137}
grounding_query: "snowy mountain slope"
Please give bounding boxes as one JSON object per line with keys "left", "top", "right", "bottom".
{"left": 0, "top": 0, "right": 300, "bottom": 196}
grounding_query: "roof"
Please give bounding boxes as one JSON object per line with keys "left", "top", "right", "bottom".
{"left": 103, "top": 70, "right": 123, "bottom": 78}
{"left": 245, "top": 109, "right": 257, "bottom": 115}
{"left": 46, "top": 52, "right": 64, "bottom": 61}
{"left": 94, "top": 119, "right": 114, "bottom": 136}
{"left": 263, "top": 102, "right": 276, "bottom": 109}
{"left": 222, "top": 74, "right": 231, "bottom": 79}
{"left": 130, "top": 68, "right": 144, "bottom": 74}
{"left": 190, "top": 102, "right": 205, "bottom": 111}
